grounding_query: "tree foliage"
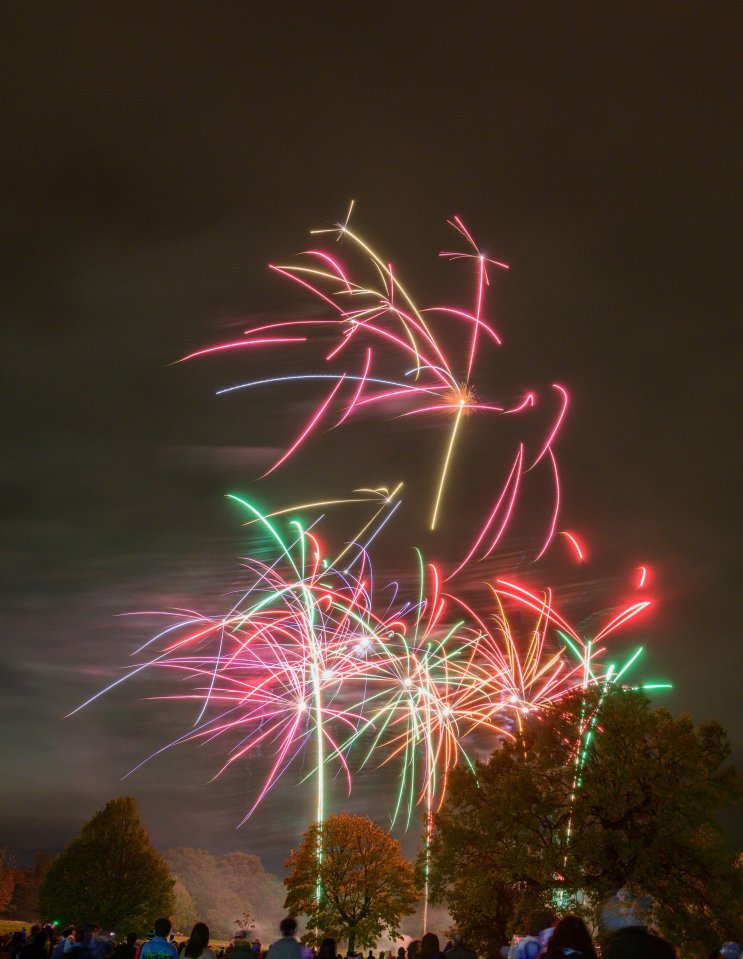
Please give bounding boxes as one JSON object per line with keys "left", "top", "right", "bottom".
{"left": 164, "top": 848, "right": 285, "bottom": 941}
{"left": 5, "top": 851, "right": 52, "bottom": 920}
{"left": 284, "top": 814, "right": 419, "bottom": 953}
{"left": 0, "top": 849, "right": 15, "bottom": 914}
{"left": 39, "top": 796, "right": 174, "bottom": 935}
{"left": 429, "top": 691, "right": 743, "bottom": 959}
{"left": 428, "top": 702, "right": 577, "bottom": 956}
{"left": 574, "top": 691, "right": 743, "bottom": 954}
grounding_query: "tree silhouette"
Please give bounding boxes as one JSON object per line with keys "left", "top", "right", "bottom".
{"left": 429, "top": 691, "right": 743, "bottom": 959}
{"left": 39, "top": 796, "right": 174, "bottom": 934}
{"left": 0, "top": 849, "right": 15, "bottom": 914}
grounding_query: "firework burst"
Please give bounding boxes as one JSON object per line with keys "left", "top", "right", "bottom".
{"left": 182, "top": 207, "right": 570, "bottom": 568}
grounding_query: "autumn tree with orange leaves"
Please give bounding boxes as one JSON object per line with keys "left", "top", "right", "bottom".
{"left": 284, "top": 814, "right": 419, "bottom": 952}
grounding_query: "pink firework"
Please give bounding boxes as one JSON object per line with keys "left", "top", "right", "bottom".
{"left": 181, "top": 207, "right": 571, "bottom": 573}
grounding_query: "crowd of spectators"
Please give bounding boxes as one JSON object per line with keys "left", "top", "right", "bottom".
{"left": 0, "top": 904, "right": 739, "bottom": 959}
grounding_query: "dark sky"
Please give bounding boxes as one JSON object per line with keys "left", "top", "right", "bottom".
{"left": 1, "top": 3, "right": 741, "bottom": 872}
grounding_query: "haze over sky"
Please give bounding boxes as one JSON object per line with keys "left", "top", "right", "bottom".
{"left": 1, "top": 4, "right": 741, "bottom": 871}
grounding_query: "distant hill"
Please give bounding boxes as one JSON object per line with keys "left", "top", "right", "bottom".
{"left": 164, "top": 848, "right": 285, "bottom": 942}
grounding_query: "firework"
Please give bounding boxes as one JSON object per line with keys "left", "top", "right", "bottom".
{"left": 71, "top": 495, "right": 404, "bottom": 879}
{"left": 71, "top": 492, "right": 665, "bottom": 828}
{"left": 182, "top": 206, "right": 569, "bottom": 569}
{"left": 72, "top": 479, "right": 669, "bottom": 933}
{"left": 75, "top": 206, "right": 675, "bottom": 933}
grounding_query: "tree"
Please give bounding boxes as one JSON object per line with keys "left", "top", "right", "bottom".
{"left": 7, "top": 850, "right": 52, "bottom": 921}
{"left": 234, "top": 909, "right": 256, "bottom": 935}
{"left": 428, "top": 702, "right": 577, "bottom": 956}
{"left": 429, "top": 691, "right": 743, "bottom": 959}
{"left": 0, "top": 849, "right": 15, "bottom": 914}
{"left": 284, "top": 814, "right": 419, "bottom": 953}
{"left": 39, "top": 796, "right": 174, "bottom": 935}
{"left": 573, "top": 691, "right": 743, "bottom": 955}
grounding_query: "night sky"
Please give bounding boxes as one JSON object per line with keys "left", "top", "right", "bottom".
{"left": 2, "top": 4, "right": 741, "bottom": 872}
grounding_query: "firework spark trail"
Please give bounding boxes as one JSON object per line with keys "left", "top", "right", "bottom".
{"left": 183, "top": 208, "right": 570, "bottom": 566}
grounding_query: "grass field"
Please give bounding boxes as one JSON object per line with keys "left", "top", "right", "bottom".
{"left": 0, "top": 921, "right": 32, "bottom": 936}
